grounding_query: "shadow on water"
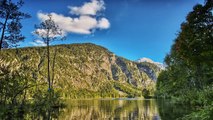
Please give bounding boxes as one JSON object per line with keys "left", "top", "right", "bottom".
{"left": 156, "top": 99, "right": 194, "bottom": 120}
{"left": 0, "top": 104, "right": 62, "bottom": 120}
{"left": 0, "top": 99, "right": 194, "bottom": 120}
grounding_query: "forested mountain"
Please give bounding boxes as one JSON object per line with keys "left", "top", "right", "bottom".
{"left": 0, "top": 43, "right": 162, "bottom": 98}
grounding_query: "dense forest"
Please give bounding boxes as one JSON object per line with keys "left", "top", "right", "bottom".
{"left": 156, "top": 0, "right": 213, "bottom": 119}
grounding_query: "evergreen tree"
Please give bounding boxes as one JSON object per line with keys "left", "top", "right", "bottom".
{"left": 157, "top": 0, "right": 213, "bottom": 101}
{"left": 0, "top": 0, "right": 30, "bottom": 50}
{"left": 175, "top": 0, "right": 213, "bottom": 65}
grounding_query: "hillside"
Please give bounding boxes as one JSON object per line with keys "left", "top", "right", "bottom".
{"left": 137, "top": 57, "right": 166, "bottom": 70}
{"left": 0, "top": 43, "right": 162, "bottom": 98}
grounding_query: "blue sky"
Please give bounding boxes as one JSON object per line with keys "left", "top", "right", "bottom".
{"left": 19, "top": 0, "right": 204, "bottom": 62}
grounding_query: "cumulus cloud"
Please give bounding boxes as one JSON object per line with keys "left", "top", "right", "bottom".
{"left": 68, "top": 0, "right": 105, "bottom": 15}
{"left": 97, "top": 18, "right": 110, "bottom": 29}
{"left": 30, "top": 39, "right": 46, "bottom": 46}
{"left": 36, "top": 0, "right": 110, "bottom": 35}
{"left": 38, "top": 13, "right": 98, "bottom": 34}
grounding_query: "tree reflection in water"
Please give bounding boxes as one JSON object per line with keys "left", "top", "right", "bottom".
{"left": 156, "top": 99, "right": 194, "bottom": 120}
{"left": 59, "top": 99, "right": 160, "bottom": 120}
{"left": 0, "top": 104, "right": 61, "bottom": 120}
{"left": 0, "top": 99, "right": 194, "bottom": 119}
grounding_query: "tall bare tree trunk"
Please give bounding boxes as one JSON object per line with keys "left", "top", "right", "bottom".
{"left": 51, "top": 47, "right": 57, "bottom": 89}
{"left": 0, "top": 14, "right": 9, "bottom": 50}
{"left": 47, "top": 40, "right": 51, "bottom": 90}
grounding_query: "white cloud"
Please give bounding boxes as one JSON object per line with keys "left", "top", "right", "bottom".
{"left": 68, "top": 0, "right": 105, "bottom": 16}
{"left": 97, "top": 18, "right": 110, "bottom": 29}
{"left": 30, "top": 39, "right": 46, "bottom": 46}
{"left": 37, "top": 12, "right": 110, "bottom": 35}
{"left": 35, "top": 0, "right": 110, "bottom": 35}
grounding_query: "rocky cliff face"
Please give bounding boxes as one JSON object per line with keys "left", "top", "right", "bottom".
{"left": 137, "top": 57, "right": 166, "bottom": 70}
{"left": 0, "top": 43, "right": 161, "bottom": 98}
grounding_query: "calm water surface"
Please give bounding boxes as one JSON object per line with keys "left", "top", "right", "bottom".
{"left": 0, "top": 98, "right": 193, "bottom": 119}
{"left": 59, "top": 98, "right": 193, "bottom": 120}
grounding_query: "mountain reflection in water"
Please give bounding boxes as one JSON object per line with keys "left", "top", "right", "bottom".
{"left": 59, "top": 99, "right": 160, "bottom": 120}
{"left": 0, "top": 98, "right": 194, "bottom": 119}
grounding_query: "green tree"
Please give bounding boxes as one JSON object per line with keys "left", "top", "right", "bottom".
{"left": 156, "top": 0, "right": 213, "bottom": 118}
{"left": 33, "top": 14, "right": 64, "bottom": 91}
{"left": 175, "top": 0, "right": 212, "bottom": 87}
{"left": 156, "top": 0, "right": 213, "bottom": 98}
{"left": 157, "top": 0, "right": 212, "bottom": 95}
{"left": 0, "top": 0, "right": 30, "bottom": 50}
{"left": 0, "top": 59, "right": 33, "bottom": 105}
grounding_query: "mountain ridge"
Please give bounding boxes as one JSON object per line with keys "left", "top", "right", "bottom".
{"left": 0, "top": 43, "right": 162, "bottom": 98}
{"left": 136, "top": 57, "right": 166, "bottom": 70}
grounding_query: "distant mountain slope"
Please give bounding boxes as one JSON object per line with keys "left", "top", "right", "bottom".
{"left": 136, "top": 57, "right": 166, "bottom": 70}
{"left": 0, "top": 43, "right": 162, "bottom": 98}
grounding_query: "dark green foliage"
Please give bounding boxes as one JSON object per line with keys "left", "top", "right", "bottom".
{"left": 99, "top": 82, "right": 119, "bottom": 98}
{"left": 181, "top": 105, "right": 213, "bottom": 120}
{"left": 0, "top": 53, "right": 63, "bottom": 119}
{"left": 0, "top": 0, "right": 30, "bottom": 49}
{"left": 0, "top": 61, "right": 32, "bottom": 105}
{"left": 156, "top": 1, "right": 213, "bottom": 119}
{"left": 113, "top": 81, "right": 142, "bottom": 98}
{"left": 142, "top": 89, "right": 150, "bottom": 98}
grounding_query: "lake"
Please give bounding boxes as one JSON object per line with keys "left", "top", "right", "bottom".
{"left": 0, "top": 98, "right": 194, "bottom": 119}
{"left": 58, "top": 98, "right": 193, "bottom": 120}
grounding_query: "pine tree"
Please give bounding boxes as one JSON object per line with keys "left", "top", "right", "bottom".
{"left": 0, "top": 0, "right": 30, "bottom": 50}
